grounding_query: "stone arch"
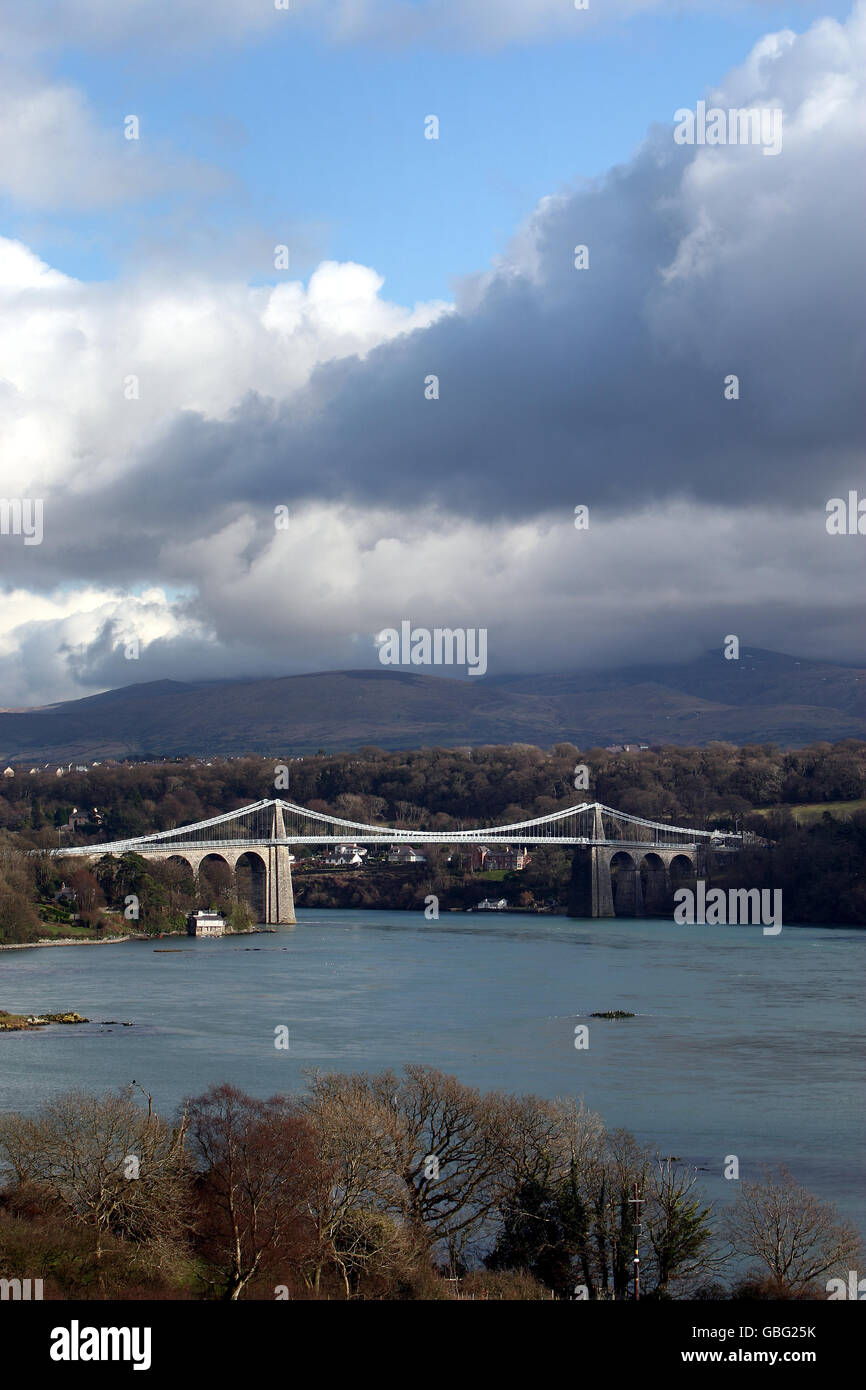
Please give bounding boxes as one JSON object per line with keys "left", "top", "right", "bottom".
{"left": 639, "top": 851, "right": 668, "bottom": 914}
{"left": 235, "top": 850, "right": 267, "bottom": 923}
{"left": 669, "top": 853, "right": 696, "bottom": 885}
{"left": 610, "top": 850, "right": 641, "bottom": 917}
{"left": 198, "top": 852, "right": 233, "bottom": 909}
{"left": 165, "top": 853, "right": 195, "bottom": 878}
{"left": 161, "top": 854, "right": 197, "bottom": 915}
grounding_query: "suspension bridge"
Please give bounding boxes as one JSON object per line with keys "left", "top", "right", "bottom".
{"left": 56, "top": 799, "right": 748, "bottom": 923}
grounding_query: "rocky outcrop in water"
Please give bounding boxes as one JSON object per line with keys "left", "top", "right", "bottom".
{"left": 0, "top": 1010, "right": 90, "bottom": 1031}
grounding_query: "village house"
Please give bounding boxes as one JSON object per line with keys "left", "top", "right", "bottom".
{"left": 59, "top": 807, "right": 104, "bottom": 836}
{"left": 468, "top": 845, "right": 532, "bottom": 872}
{"left": 324, "top": 843, "right": 368, "bottom": 868}
{"left": 186, "top": 910, "right": 226, "bottom": 937}
{"left": 387, "top": 845, "right": 426, "bottom": 865}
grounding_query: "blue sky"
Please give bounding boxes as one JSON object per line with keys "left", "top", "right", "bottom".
{"left": 10, "top": 1, "right": 853, "bottom": 302}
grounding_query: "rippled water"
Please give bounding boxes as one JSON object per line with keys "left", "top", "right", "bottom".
{"left": 1, "top": 910, "right": 863, "bottom": 1233}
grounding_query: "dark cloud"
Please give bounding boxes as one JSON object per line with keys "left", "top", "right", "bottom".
{"left": 13, "top": 71, "right": 863, "bottom": 595}
{"left": 2, "top": 9, "right": 864, "bottom": 702}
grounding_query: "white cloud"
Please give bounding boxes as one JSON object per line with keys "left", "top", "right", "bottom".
{"left": 0, "top": 239, "right": 450, "bottom": 496}
{"left": 0, "top": 585, "right": 200, "bottom": 707}
{"left": 0, "top": 501, "right": 859, "bottom": 706}
{"left": 0, "top": 76, "right": 224, "bottom": 210}
{"left": 0, "top": 0, "right": 786, "bottom": 54}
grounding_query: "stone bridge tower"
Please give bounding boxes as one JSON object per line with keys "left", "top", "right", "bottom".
{"left": 267, "top": 800, "right": 296, "bottom": 925}
{"left": 126, "top": 803, "right": 296, "bottom": 926}
{"left": 567, "top": 803, "right": 702, "bottom": 918}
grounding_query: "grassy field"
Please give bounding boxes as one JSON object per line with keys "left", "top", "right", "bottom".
{"left": 751, "top": 798, "right": 866, "bottom": 824}
{"left": 36, "top": 919, "right": 94, "bottom": 939}
{"left": 35, "top": 913, "right": 136, "bottom": 941}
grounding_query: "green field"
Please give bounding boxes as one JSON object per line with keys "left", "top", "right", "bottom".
{"left": 751, "top": 798, "right": 866, "bottom": 824}
{"left": 35, "top": 919, "right": 97, "bottom": 939}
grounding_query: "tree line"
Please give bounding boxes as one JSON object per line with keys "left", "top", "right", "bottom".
{"left": 3, "top": 742, "right": 866, "bottom": 844}
{"left": 0, "top": 1070, "right": 860, "bottom": 1301}
{"left": 1, "top": 738, "right": 864, "bottom": 941}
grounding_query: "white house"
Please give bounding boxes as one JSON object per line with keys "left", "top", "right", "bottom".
{"left": 187, "top": 910, "right": 226, "bottom": 937}
{"left": 324, "top": 843, "right": 368, "bottom": 868}
{"left": 388, "top": 845, "right": 426, "bottom": 865}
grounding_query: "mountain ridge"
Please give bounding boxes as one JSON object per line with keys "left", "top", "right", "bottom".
{"left": 1, "top": 649, "right": 863, "bottom": 763}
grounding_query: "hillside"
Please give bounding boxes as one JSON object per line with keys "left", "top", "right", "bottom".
{"left": 0, "top": 648, "right": 863, "bottom": 763}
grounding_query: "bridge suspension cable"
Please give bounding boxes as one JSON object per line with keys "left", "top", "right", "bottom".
{"left": 52, "top": 798, "right": 745, "bottom": 856}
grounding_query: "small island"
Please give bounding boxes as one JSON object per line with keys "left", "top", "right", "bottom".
{"left": 0, "top": 1009, "right": 90, "bottom": 1032}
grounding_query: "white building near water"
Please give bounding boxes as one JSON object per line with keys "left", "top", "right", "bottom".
{"left": 186, "top": 910, "right": 227, "bottom": 937}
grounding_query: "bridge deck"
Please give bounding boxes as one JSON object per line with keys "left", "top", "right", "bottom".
{"left": 48, "top": 796, "right": 749, "bottom": 858}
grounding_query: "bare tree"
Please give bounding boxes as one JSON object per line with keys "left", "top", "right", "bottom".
{"left": 185, "top": 1084, "right": 320, "bottom": 1300}
{"left": 497, "top": 1093, "right": 604, "bottom": 1195}
{"left": 328, "top": 1207, "right": 432, "bottom": 1299}
{"left": 69, "top": 867, "right": 103, "bottom": 912}
{"left": 486, "top": 1094, "right": 606, "bottom": 1295}
{"left": 559, "top": 1128, "right": 653, "bottom": 1299}
{"left": 723, "top": 1166, "right": 863, "bottom": 1292}
{"left": 0, "top": 1089, "right": 190, "bottom": 1261}
{"left": 303, "top": 1070, "right": 407, "bottom": 1292}
{"left": 375, "top": 1065, "right": 511, "bottom": 1266}
{"left": 306, "top": 1067, "right": 512, "bottom": 1271}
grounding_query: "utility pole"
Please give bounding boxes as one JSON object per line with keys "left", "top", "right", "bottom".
{"left": 630, "top": 1182, "right": 644, "bottom": 1301}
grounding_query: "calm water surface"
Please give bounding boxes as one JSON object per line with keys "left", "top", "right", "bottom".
{"left": 1, "top": 910, "right": 863, "bottom": 1232}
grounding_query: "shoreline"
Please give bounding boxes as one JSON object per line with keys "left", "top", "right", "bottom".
{"left": 0, "top": 925, "right": 277, "bottom": 951}
{"left": 0, "top": 933, "right": 146, "bottom": 951}
{"left": 0, "top": 913, "right": 854, "bottom": 950}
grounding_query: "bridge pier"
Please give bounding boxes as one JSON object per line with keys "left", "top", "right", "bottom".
{"left": 590, "top": 846, "right": 616, "bottom": 918}
{"left": 266, "top": 804, "right": 296, "bottom": 925}
{"left": 567, "top": 846, "right": 615, "bottom": 918}
{"left": 265, "top": 844, "right": 295, "bottom": 924}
